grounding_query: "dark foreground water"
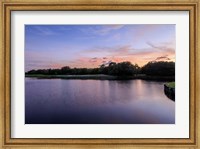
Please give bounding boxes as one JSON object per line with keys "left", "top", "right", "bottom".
{"left": 25, "top": 78, "right": 175, "bottom": 124}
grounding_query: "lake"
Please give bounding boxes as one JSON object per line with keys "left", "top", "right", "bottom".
{"left": 25, "top": 78, "right": 175, "bottom": 124}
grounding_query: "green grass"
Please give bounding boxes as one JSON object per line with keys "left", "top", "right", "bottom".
{"left": 25, "top": 74, "right": 175, "bottom": 81}
{"left": 166, "top": 82, "right": 175, "bottom": 88}
{"left": 25, "top": 74, "right": 118, "bottom": 80}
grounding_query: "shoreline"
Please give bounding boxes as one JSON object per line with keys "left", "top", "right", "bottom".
{"left": 25, "top": 74, "right": 175, "bottom": 81}
{"left": 164, "top": 83, "right": 175, "bottom": 101}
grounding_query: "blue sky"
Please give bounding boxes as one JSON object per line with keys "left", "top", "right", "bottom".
{"left": 25, "top": 25, "right": 175, "bottom": 71}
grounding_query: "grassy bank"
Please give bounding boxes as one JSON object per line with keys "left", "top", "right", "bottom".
{"left": 165, "top": 82, "right": 175, "bottom": 88}
{"left": 164, "top": 82, "right": 175, "bottom": 101}
{"left": 25, "top": 74, "right": 117, "bottom": 80}
{"left": 25, "top": 74, "right": 175, "bottom": 81}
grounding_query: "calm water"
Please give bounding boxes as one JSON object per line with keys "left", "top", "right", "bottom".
{"left": 25, "top": 78, "right": 175, "bottom": 124}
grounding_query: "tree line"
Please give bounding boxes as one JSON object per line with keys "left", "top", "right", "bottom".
{"left": 26, "top": 61, "right": 175, "bottom": 76}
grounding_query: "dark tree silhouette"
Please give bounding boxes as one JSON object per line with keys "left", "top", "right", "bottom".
{"left": 61, "top": 66, "right": 71, "bottom": 74}
{"left": 141, "top": 61, "right": 175, "bottom": 76}
{"left": 26, "top": 61, "right": 175, "bottom": 77}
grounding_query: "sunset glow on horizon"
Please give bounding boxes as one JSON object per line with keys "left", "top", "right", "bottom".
{"left": 25, "top": 25, "right": 175, "bottom": 71}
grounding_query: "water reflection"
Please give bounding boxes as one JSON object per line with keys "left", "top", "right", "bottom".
{"left": 25, "top": 78, "right": 175, "bottom": 124}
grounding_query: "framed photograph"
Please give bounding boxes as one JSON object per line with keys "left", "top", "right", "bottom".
{"left": 0, "top": 0, "right": 199, "bottom": 148}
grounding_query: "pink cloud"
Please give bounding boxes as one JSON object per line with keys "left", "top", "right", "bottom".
{"left": 26, "top": 39, "right": 175, "bottom": 71}
{"left": 64, "top": 41, "right": 175, "bottom": 68}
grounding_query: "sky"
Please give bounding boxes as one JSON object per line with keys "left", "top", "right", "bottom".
{"left": 25, "top": 25, "right": 175, "bottom": 71}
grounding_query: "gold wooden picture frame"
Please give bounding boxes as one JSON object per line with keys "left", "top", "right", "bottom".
{"left": 0, "top": 0, "right": 199, "bottom": 148}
